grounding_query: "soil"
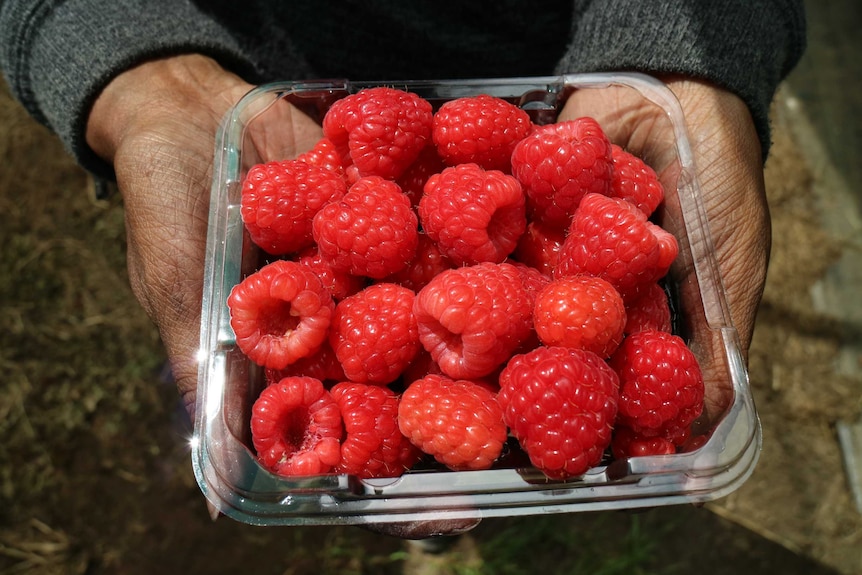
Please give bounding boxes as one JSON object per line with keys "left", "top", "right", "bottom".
{"left": 1, "top": 71, "right": 860, "bottom": 574}
{"left": 706, "top": 89, "right": 862, "bottom": 574}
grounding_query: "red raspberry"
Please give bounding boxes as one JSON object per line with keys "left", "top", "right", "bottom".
{"left": 382, "top": 232, "right": 454, "bottom": 293}
{"left": 508, "top": 260, "right": 551, "bottom": 304}
{"left": 498, "top": 346, "right": 619, "bottom": 479}
{"left": 611, "top": 426, "right": 676, "bottom": 459}
{"left": 623, "top": 282, "right": 672, "bottom": 335}
{"left": 609, "top": 144, "right": 664, "bottom": 217}
{"left": 511, "top": 117, "right": 614, "bottom": 228}
{"left": 329, "top": 283, "right": 420, "bottom": 385}
{"left": 265, "top": 341, "right": 346, "bottom": 386}
{"left": 554, "top": 193, "right": 678, "bottom": 300}
{"left": 400, "top": 348, "right": 444, "bottom": 388}
{"left": 513, "top": 220, "right": 565, "bottom": 276}
{"left": 312, "top": 176, "right": 419, "bottom": 279}
{"left": 322, "top": 87, "right": 433, "bottom": 180}
{"left": 295, "top": 246, "right": 366, "bottom": 302}
{"left": 250, "top": 376, "right": 342, "bottom": 476}
{"left": 414, "top": 262, "right": 533, "bottom": 379}
{"left": 609, "top": 330, "right": 704, "bottom": 443}
{"left": 533, "top": 275, "right": 626, "bottom": 358}
{"left": 297, "top": 137, "right": 346, "bottom": 179}
{"left": 432, "top": 94, "right": 532, "bottom": 172}
{"left": 398, "top": 374, "right": 507, "bottom": 471}
{"left": 397, "top": 145, "right": 446, "bottom": 209}
{"left": 240, "top": 159, "right": 347, "bottom": 255}
{"left": 507, "top": 261, "right": 551, "bottom": 356}
{"left": 418, "top": 163, "right": 526, "bottom": 266}
{"left": 330, "top": 382, "right": 422, "bottom": 478}
{"left": 228, "top": 260, "right": 335, "bottom": 370}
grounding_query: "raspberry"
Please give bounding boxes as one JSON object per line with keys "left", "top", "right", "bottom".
{"left": 400, "top": 348, "right": 444, "bottom": 388}
{"left": 508, "top": 260, "right": 551, "bottom": 304}
{"left": 513, "top": 220, "right": 565, "bottom": 276}
{"left": 554, "top": 193, "right": 678, "bottom": 300}
{"left": 397, "top": 145, "right": 446, "bottom": 209}
{"left": 398, "top": 374, "right": 506, "bottom": 471}
{"left": 227, "top": 260, "right": 335, "bottom": 370}
{"left": 382, "top": 232, "right": 454, "bottom": 293}
{"left": 498, "top": 346, "right": 619, "bottom": 479}
{"left": 611, "top": 426, "right": 676, "bottom": 459}
{"left": 623, "top": 281, "right": 672, "bottom": 335}
{"left": 507, "top": 260, "right": 551, "bottom": 356}
{"left": 240, "top": 159, "right": 347, "bottom": 255}
{"left": 330, "top": 382, "right": 422, "bottom": 478}
{"left": 296, "top": 246, "right": 366, "bottom": 301}
{"left": 250, "top": 376, "right": 342, "bottom": 476}
{"left": 322, "top": 86, "right": 433, "bottom": 180}
{"left": 265, "top": 341, "right": 346, "bottom": 386}
{"left": 432, "top": 94, "right": 532, "bottom": 172}
{"left": 511, "top": 117, "right": 614, "bottom": 228}
{"left": 533, "top": 275, "right": 626, "bottom": 358}
{"left": 609, "top": 144, "right": 664, "bottom": 217}
{"left": 312, "top": 176, "right": 419, "bottom": 279}
{"left": 297, "top": 137, "right": 346, "bottom": 179}
{"left": 413, "top": 262, "right": 533, "bottom": 379}
{"left": 329, "top": 283, "right": 420, "bottom": 385}
{"left": 609, "top": 330, "right": 704, "bottom": 443}
{"left": 418, "top": 163, "right": 526, "bottom": 266}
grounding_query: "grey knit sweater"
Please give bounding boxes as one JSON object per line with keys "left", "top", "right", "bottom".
{"left": 0, "top": 0, "right": 805, "bottom": 179}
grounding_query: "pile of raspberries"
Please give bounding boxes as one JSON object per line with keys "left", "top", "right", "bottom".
{"left": 226, "top": 86, "right": 705, "bottom": 482}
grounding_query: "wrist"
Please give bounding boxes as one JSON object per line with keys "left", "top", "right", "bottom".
{"left": 659, "top": 76, "right": 762, "bottom": 161}
{"left": 85, "top": 54, "right": 252, "bottom": 163}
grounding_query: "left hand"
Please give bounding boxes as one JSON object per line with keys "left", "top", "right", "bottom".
{"left": 559, "top": 76, "right": 770, "bottom": 424}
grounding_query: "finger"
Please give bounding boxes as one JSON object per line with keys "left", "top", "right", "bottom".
{"left": 360, "top": 517, "right": 482, "bottom": 539}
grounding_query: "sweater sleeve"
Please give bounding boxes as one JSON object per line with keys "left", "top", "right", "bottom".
{"left": 556, "top": 0, "right": 807, "bottom": 158}
{"left": 0, "top": 0, "right": 264, "bottom": 178}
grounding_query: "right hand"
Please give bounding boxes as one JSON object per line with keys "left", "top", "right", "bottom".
{"left": 86, "top": 54, "right": 321, "bottom": 422}
{"left": 86, "top": 54, "right": 480, "bottom": 538}
{"left": 560, "top": 76, "right": 770, "bottom": 426}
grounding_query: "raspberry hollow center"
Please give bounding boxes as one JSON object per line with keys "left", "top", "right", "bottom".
{"left": 259, "top": 300, "right": 301, "bottom": 336}
{"left": 277, "top": 408, "right": 312, "bottom": 457}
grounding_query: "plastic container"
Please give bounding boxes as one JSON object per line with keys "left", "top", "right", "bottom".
{"left": 193, "top": 73, "right": 761, "bottom": 527}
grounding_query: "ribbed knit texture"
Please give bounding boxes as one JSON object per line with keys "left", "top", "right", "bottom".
{"left": 0, "top": 0, "right": 806, "bottom": 175}
{"left": 0, "top": 0, "right": 266, "bottom": 177}
{"left": 557, "top": 0, "right": 807, "bottom": 158}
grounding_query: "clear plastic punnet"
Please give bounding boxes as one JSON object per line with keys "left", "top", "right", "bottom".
{"left": 193, "top": 73, "right": 761, "bottom": 527}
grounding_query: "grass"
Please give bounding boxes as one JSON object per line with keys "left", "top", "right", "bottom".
{"left": 459, "top": 514, "right": 671, "bottom": 575}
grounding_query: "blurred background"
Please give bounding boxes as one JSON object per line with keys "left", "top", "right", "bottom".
{"left": 1, "top": 1, "right": 860, "bottom": 573}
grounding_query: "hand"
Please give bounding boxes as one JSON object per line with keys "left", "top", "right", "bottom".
{"left": 87, "top": 55, "right": 328, "bottom": 423}
{"left": 86, "top": 55, "right": 256, "bottom": 419}
{"left": 559, "top": 76, "right": 769, "bottom": 425}
{"left": 86, "top": 54, "right": 478, "bottom": 538}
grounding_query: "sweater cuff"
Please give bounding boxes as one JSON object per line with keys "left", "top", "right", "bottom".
{"left": 1, "top": 0, "right": 262, "bottom": 179}
{"left": 556, "top": 0, "right": 807, "bottom": 159}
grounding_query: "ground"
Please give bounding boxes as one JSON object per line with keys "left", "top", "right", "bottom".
{"left": 1, "top": 6, "right": 861, "bottom": 571}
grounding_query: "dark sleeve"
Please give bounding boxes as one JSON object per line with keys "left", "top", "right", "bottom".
{"left": 555, "top": 0, "right": 807, "bottom": 159}
{"left": 0, "top": 0, "right": 263, "bottom": 178}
